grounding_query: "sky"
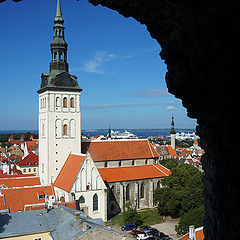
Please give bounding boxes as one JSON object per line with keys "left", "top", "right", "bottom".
{"left": 0, "top": 0, "right": 197, "bottom": 130}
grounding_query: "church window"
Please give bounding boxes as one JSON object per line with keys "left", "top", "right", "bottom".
{"left": 63, "top": 97, "right": 67, "bottom": 107}
{"left": 70, "top": 119, "right": 76, "bottom": 138}
{"left": 126, "top": 184, "right": 130, "bottom": 201}
{"left": 70, "top": 97, "right": 74, "bottom": 108}
{"left": 79, "top": 196, "right": 85, "bottom": 203}
{"left": 93, "top": 194, "right": 98, "bottom": 211}
{"left": 63, "top": 124, "right": 68, "bottom": 136}
{"left": 54, "top": 52, "right": 57, "bottom": 60}
{"left": 140, "top": 183, "right": 145, "bottom": 199}
{"left": 59, "top": 52, "right": 63, "bottom": 60}
{"left": 56, "top": 97, "right": 60, "bottom": 107}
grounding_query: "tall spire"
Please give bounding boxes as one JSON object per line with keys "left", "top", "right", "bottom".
{"left": 56, "top": 0, "right": 62, "bottom": 17}
{"left": 50, "top": 0, "right": 68, "bottom": 73}
{"left": 170, "top": 115, "right": 176, "bottom": 134}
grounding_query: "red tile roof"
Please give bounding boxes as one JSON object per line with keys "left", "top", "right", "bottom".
{"left": 0, "top": 176, "right": 40, "bottom": 188}
{"left": 54, "top": 153, "right": 85, "bottom": 192}
{"left": 0, "top": 185, "right": 55, "bottom": 212}
{"left": 178, "top": 227, "right": 204, "bottom": 240}
{"left": 166, "top": 145, "right": 178, "bottom": 158}
{"left": 99, "top": 164, "right": 171, "bottom": 182}
{"left": 82, "top": 139, "right": 159, "bottom": 162}
{"left": 17, "top": 152, "right": 38, "bottom": 167}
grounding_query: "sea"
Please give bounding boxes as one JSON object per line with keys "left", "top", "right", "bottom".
{"left": 0, "top": 128, "right": 196, "bottom": 139}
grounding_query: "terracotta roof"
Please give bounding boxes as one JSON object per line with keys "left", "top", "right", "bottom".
{"left": 82, "top": 139, "right": 159, "bottom": 162}
{"left": 99, "top": 164, "right": 171, "bottom": 182}
{"left": 0, "top": 176, "right": 40, "bottom": 188}
{"left": 178, "top": 227, "right": 204, "bottom": 240}
{"left": 166, "top": 145, "right": 178, "bottom": 157}
{"left": 180, "top": 149, "right": 193, "bottom": 157}
{"left": 17, "top": 152, "right": 38, "bottom": 167}
{"left": 25, "top": 140, "right": 39, "bottom": 151}
{"left": 1, "top": 185, "right": 55, "bottom": 212}
{"left": 54, "top": 153, "right": 85, "bottom": 192}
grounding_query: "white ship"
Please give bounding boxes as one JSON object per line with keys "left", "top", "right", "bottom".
{"left": 107, "top": 130, "right": 138, "bottom": 139}
{"left": 175, "top": 131, "right": 199, "bottom": 140}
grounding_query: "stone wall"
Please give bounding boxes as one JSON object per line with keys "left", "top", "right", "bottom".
{"left": 89, "top": 1, "right": 239, "bottom": 239}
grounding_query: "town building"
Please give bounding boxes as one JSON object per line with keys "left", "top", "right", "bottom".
{"left": 37, "top": 0, "right": 82, "bottom": 185}
{"left": 16, "top": 152, "right": 39, "bottom": 175}
{"left": 0, "top": 205, "right": 129, "bottom": 240}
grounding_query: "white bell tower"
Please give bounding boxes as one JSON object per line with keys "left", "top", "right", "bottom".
{"left": 38, "top": 0, "right": 82, "bottom": 185}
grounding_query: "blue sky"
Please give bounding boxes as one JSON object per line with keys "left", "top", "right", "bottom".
{"left": 0, "top": 0, "right": 196, "bottom": 130}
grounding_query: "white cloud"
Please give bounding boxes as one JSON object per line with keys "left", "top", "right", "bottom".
{"left": 82, "top": 101, "right": 181, "bottom": 110}
{"left": 166, "top": 106, "right": 177, "bottom": 111}
{"left": 79, "top": 50, "right": 117, "bottom": 74}
{"left": 126, "top": 88, "right": 172, "bottom": 97}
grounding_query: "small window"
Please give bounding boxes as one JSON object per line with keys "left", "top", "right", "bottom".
{"left": 145, "top": 159, "right": 148, "bottom": 165}
{"left": 118, "top": 161, "right": 122, "bottom": 167}
{"left": 28, "top": 162, "right": 31, "bottom": 165}
{"left": 126, "top": 184, "right": 130, "bottom": 201}
{"left": 56, "top": 97, "right": 60, "bottom": 107}
{"left": 33, "top": 168, "right": 36, "bottom": 172}
{"left": 38, "top": 193, "right": 45, "bottom": 200}
{"left": 79, "top": 196, "right": 85, "bottom": 203}
{"left": 63, "top": 124, "right": 68, "bottom": 136}
{"left": 70, "top": 97, "right": 74, "bottom": 108}
{"left": 35, "top": 238, "right": 42, "bottom": 240}
{"left": 23, "top": 169, "right": 26, "bottom": 173}
{"left": 140, "top": 183, "right": 145, "bottom": 199}
{"left": 132, "top": 160, "right": 135, "bottom": 166}
{"left": 63, "top": 97, "right": 67, "bottom": 107}
{"left": 104, "top": 161, "right": 108, "bottom": 168}
{"left": 59, "top": 52, "right": 63, "bottom": 60}
{"left": 93, "top": 194, "right": 98, "bottom": 211}
{"left": 54, "top": 52, "right": 57, "bottom": 60}
{"left": 28, "top": 168, "right": 31, "bottom": 172}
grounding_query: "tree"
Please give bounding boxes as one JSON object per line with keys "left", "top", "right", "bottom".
{"left": 175, "top": 205, "right": 204, "bottom": 235}
{"left": 154, "top": 163, "right": 204, "bottom": 218}
{"left": 123, "top": 201, "right": 143, "bottom": 226}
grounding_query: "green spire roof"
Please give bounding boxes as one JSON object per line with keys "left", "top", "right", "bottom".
{"left": 56, "top": 0, "right": 62, "bottom": 17}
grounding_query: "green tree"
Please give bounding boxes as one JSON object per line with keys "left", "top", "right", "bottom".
{"left": 175, "top": 205, "right": 204, "bottom": 235}
{"left": 154, "top": 163, "right": 204, "bottom": 218}
{"left": 123, "top": 201, "right": 143, "bottom": 226}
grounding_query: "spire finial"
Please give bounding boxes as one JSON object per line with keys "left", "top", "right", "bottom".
{"left": 56, "top": 0, "right": 62, "bottom": 17}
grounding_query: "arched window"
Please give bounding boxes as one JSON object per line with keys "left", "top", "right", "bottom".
{"left": 79, "top": 196, "right": 85, "bottom": 203}
{"left": 70, "top": 97, "right": 74, "bottom": 108}
{"left": 140, "top": 183, "right": 145, "bottom": 199}
{"left": 63, "top": 124, "right": 68, "bottom": 136}
{"left": 63, "top": 97, "right": 67, "bottom": 107}
{"left": 59, "top": 52, "right": 63, "bottom": 60}
{"left": 126, "top": 184, "right": 130, "bottom": 201}
{"left": 56, "top": 97, "right": 60, "bottom": 107}
{"left": 93, "top": 194, "right": 98, "bottom": 211}
{"left": 54, "top": 52, "right": 57, "bottom": 60}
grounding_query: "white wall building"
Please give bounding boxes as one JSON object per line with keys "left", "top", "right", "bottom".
{"left": 38, "top": 0, "right": 82, "bottom": 185}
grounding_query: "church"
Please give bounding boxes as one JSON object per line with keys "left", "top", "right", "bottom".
{"left": 38, "top": 0, "right": 171, "bottom": 221}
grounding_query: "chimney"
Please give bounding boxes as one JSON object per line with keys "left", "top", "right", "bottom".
{"left": 189, "top": 225, "right": 196, "bottom": 240}
{"left": 74, "top": 211, "right": 81, "bottom": 222}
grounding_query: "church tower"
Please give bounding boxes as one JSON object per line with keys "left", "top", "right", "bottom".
{"left": 170, "top": 115, "right": 176, "bottom": 149}
{"left": 38, "top": 0, "right": 82, "bottom": 185}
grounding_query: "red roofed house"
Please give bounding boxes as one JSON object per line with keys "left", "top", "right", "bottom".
{"left": 16, "top": 152, "right": 39, "bottom": 175}
{"left": 177, "top": 226, "right": 204, "bottom": 240}
{"left": 54, "top": 139, "right": 171, "bottom": 221}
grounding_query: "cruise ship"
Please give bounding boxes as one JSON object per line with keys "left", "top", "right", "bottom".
{"left": 107, "top": 130, "right": 138, "bottom": 139}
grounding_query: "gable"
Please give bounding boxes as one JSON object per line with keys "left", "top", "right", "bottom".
{"left": 54, "top": 153, "right": 85, "bottom": 192}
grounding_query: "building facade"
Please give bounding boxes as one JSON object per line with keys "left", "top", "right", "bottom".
{"left": 38, "top": 0, "right": 82, "bottom": 185}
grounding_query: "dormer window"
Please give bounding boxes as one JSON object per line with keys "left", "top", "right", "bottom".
{"left": 38, "top": 192, "right": 45, "bottom": 200}
{"left": 28, "top": 162, "right": 31, "bottom": 165}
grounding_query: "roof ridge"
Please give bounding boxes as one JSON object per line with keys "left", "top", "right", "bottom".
{"left": 152, "top": 164, "right": 168, "bottom": 176}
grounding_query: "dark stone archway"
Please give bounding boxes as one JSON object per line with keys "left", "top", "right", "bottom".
{"left": 89, "top": 0, "right": 239, "bottom": 239}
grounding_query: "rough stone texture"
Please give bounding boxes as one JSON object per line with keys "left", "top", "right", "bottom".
{"left": 89, "top": 1, "right": 239, "bottom": 239}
